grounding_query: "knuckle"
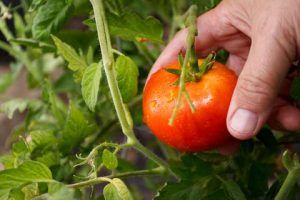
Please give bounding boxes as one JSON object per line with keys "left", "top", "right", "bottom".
{"left": 236, "top": 75, "right": 275, "bottom": 109}
{"left": 211, "top": 10, "right": 232, "bottom": 39}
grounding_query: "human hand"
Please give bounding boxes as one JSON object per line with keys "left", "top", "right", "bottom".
{"left": 149, "top": 0, "right": 300, "bottom": 142}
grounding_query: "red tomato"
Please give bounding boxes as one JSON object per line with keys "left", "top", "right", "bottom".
{"left": 143, "top": 59, "right": 238, "bottom": 152}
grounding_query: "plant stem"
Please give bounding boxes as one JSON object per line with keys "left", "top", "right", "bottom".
{"left": 133, "top": 140, "right": 177, "bottom": 178}
{"left": 275, "top": 169, "right": 300, "bottom": 200}
{"left": 89, "top": 0, "right": 174, "bottom": 176}
{"left": 0, "top": 41, "right": 18, "bottom": 56}
{"left": 168, "top": 5, "right": 198, "bottom": 125}
{"left": 90, "top": 0, "right": 134, "bottom": 139}
{"left": 68, "top": 167, "right": 164, "bottom": 189}
{"left": 0, "top": 17, "right": 13, "bottom": 41}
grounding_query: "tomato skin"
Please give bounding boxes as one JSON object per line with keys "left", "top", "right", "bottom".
{"left": 143, "top": 60, "right": 238, "bottom": 152}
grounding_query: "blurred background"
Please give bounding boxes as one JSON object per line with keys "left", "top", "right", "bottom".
{"left": 0, "top": 0, "right": 24, "bottom": 153}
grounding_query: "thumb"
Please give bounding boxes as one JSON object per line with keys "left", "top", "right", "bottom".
{"left": 227, "top": 32, "right": 293, "bottom": 140}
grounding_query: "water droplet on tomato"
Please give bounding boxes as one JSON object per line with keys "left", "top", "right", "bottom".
{"left": 202, "top": 95, "right": 212, "bottom": 104}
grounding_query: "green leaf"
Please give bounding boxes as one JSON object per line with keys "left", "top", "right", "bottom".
{"left": 110, "top": 178, "right": 133, "bottom": 200}
{"left": 108, "top": 12, "right": 163, "bottom": 43}
{"left": 170, "top": 155, "right": 212, "bottom": 181}
{"left": 222, "top": 180, "right": 246, "bottom": 200}
{"left": 9, "top": 188, "right": 24, "bottom": 200}
{"left": 47, "top": 182, "right": 75, "bottom": 200}
{"left": 291, "top": 77, "right": 300, "bottom": 101}
{"left": 29, "top": 130, "right": 57, "bottom": 151}
{"left": 55, "top": 30, "right": 97, "bottom": 52}
{"left": 282, "top": 150, "right": 293, "bottom": 171}
{"left": 21, "top": 183, "right": 39, "bottom": 200}
{"left": 32, "top": 0, "right": 72, "bottom": 40}
{"left": 29, "top": 0, "right": 47, "bottom": 12}
{"left": 81, "top": 63, "right": 102, "bottom": 111}
{"left": 104, "top": 183, "right": 120, "bottom": 200}
{"left": 198, "top": 52, "right": 216, "bottom": 75}
{"left": 216, "top": 49, "right": 229, "bottom": 64}
{"left": 42, "top": 80, "right": 65, "bottom": 124}
{"left": 248, "top": 162, "right": 273, "bottom": 197}
{"left": 156, "top": 182, "right": 198, "bottom": 200}
{"left": 0, "top": 99, "right": 27, "bottom": 119}
{"left": 0, "top": 63, "right": 22, "bottom": 94}
{"left": 0, "top": 99, "right": 42, "bottom": 119}
{"left": 115, "top": 55, "right": 139, "bottom": 103}
{"left": 0, "top": 161, "right": 52, "bottom": 190}
{"left": 0, "top": 154, "right": 15, "bottom": 169}
{"left": 32, "top": 182, "right": 75, "bottom": 200}
{"left": 54, "top": 72, "right": 76, "bottom": 93}
{"left": 164, "top": 68, "right": 181, "bottom": 75}
{"left": 13, "top": 12, "right": 25, "bottom": 38}
{"left": 0, "top": 189, "right": 10, "bottom": 200}
{"left": 85, "top": 12, "right": 163, "bottom": 43}
{"left": 107, "top": 12, "right": 163, "bottom": 43}
{"left": 102, "top": 149, "right": 118, "bottom": 170}
{"left": 62, "top": 103, "right": 97, "bottom": 151}
{"left": 12, "top": 140, "right": 30, "bottom": 156}
{"left": 36, "top": 151, "right": 60, "bottom": 168}
{"left": 202, "top": 189, "right": 229, "bottom": 200}
{"left": 51, "top": 35, "right": 87, "bottom": 73}
{"left": 156, "top": 180, "right": 210, "bottom": 200}
{"left": 256, "top": 128, "right": 278, "bottom": 152}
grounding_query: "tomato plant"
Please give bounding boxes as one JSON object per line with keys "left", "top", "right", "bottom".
{"left": 0, "top": 0, "right": 299, "bottom": 200}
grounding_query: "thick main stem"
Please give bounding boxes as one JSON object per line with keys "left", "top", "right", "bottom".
{"left": 89, "top": 0, "right": 173, "bottom": 175}
{"left": 91, "top": 0, "right": 133, "bottom": 138}
{"left": 275, "top": 169, "right": 300, "bottom": 200}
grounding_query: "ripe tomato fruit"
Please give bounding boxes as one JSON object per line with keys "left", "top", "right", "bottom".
{"left": 143, "top": 59, "right": 238, "bottom": 152}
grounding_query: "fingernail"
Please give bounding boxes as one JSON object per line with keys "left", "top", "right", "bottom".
{"left": 230, "top": 109, "right": 258, "bottom": 134}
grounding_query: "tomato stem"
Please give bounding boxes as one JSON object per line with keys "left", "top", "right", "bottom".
{"left": 190, "top": 43, "right": 199, "bottom": 72}
{"left": 183, "top": 89, "right": 196, "bottom": 112}
{"left": 169, "top": 5, "right": 198, "bottom": 125}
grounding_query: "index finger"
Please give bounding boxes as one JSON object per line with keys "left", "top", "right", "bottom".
{"left": 149, "top": 9, "right": 220, "bottom": 77}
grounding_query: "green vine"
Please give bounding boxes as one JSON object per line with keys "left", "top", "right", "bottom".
{"left": 275, "top": 151, "right": 300, "bottom": 200}
{"left": 88, "top": 0, "right": 175, "bottom": 181}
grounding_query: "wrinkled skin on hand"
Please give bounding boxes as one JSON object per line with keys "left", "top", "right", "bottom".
{"left": 148, "top": 0, "right": 300, "bottom": 154}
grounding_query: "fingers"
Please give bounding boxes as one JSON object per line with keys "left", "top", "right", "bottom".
{"left": 226, "top": 54, "right": 246, "bottom": 75}
{"left": 149, "top": 29, "right": 188, "bottom": 76}
{"left": 227, "top": 31, "right": 293, "bottom": 140}
{"left": 272, "top": 105, "right": 300, "bottom": 131}
{"left": 149, "top": 9, "right": 220, "bottom": 77}
{"left": 268, "top": 98, "right": 300, "bottom": 131}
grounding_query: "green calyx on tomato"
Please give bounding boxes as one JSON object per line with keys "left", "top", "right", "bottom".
{"left": 164, "top": 52, "right": 217, "bottom": 84}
